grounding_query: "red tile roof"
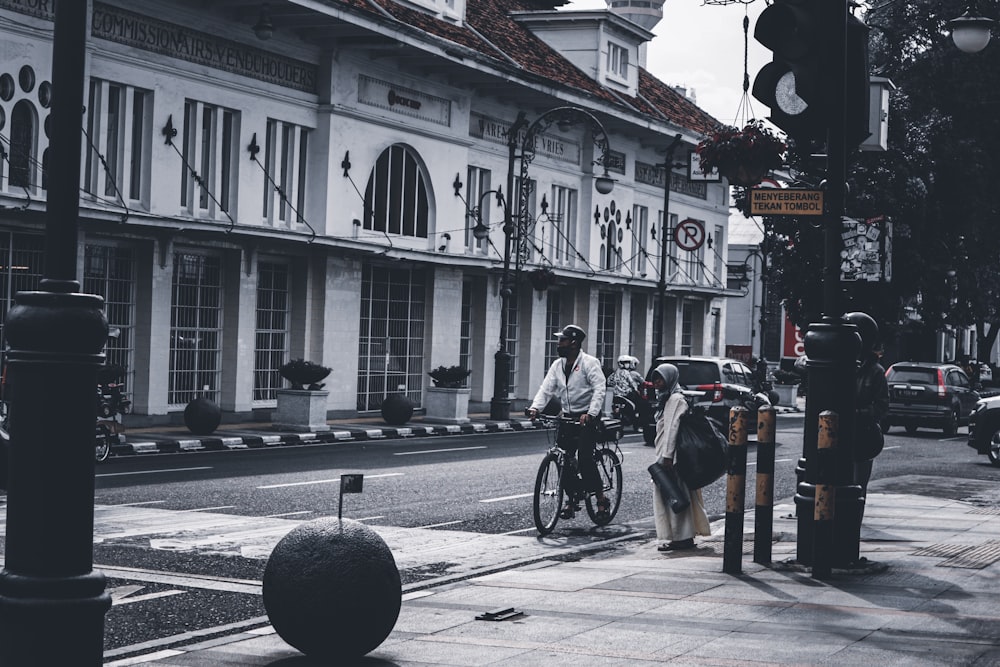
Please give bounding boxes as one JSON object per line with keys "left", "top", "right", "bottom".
{"left": 345, "top": 0, "right": 720, "bottom": 135}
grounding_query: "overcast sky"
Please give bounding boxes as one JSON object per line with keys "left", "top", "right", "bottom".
{"left": 567, "top": 0, "right": 771, "bottom": 127}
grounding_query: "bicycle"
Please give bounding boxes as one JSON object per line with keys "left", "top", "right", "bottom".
{"left": 530, "top": 413, "right": 624, "bottom": 536}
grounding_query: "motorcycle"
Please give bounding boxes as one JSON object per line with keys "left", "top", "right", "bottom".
{"left": 95, "top": 363, "right": 130, "bottom": 463}
{"left": 612, "top": 382, "right": 653, "bottom": 434}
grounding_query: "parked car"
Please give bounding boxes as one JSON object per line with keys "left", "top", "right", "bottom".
{"left": 967, "top": 396, "right": 1000, "bottom": 466}
{"left": 641, "top": 356, "right": 759, "bottom": 446}
{"left": 884, "top": 362, "right": 980, "bottom": 436}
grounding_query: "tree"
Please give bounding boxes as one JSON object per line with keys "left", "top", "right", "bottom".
{"left": 764, "top": 0, "right": 1000, "bottom": 361}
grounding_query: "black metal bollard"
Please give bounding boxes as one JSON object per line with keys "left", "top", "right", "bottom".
{"left": 812, "top": 411, "right": 838, "bottom": 578}
{"left": 753, "top": 405, "right": 776, "bottom": 565}
{"left": 723, "top": 406, "right": 748, "bottom": 575}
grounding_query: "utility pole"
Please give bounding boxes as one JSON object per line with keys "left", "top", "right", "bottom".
{"left": 654, "top": 134, "right": 683, "bottom": 359}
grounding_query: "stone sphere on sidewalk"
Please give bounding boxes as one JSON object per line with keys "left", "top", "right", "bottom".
{"left": 263, "top": 517, "right": 401, "bottom": 660}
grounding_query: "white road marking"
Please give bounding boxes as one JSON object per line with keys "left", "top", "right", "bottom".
{"left": 112, "top": 589, "right": 186, "bottom": 607}
{"left": 393, "top": 446, "right": 487, "bottom": 456}
{"left": 257, "top": 472, "right": 403, "bottom": 489}
{"left": 418, "top": 520, "right": 464, "bottom": 528}
{"left": 97, "top": 467, "right": 213, "bottom": 477}
{"left": 746, "top": 458, "right": 794, "bottom": 467}
{"left": 480, "top": 492, "right": 534, "bottom": 503}
{"left": 501, "top": 527, "right": 537, "bottom": 535}
{"left": 263, "top": 511, "right": 313, "bottom": 518}
{"left": 99, "top": 500, "right": 166, "bottom": 506}
{"left": 106, "top": 649, "right": 185, "bottom": 666}
{"left": 176, "top": 506, "right": 236, "bottom": 513}
{"left": 354, "top": 516, "right": 385, "bottom": 522}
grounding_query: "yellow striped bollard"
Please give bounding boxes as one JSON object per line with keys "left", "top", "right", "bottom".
{"left": 753, "top": 405, "right": 776, "bottom": 565}
{"left": 812, "top": 410, "right": 838, "bottom": 579}
{"left": 723, "top": 406, "right": 748, "bottom": 574}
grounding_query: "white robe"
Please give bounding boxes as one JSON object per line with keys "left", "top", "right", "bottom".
{"left": 652, "top": 393, "right": 711, "bottom": 542}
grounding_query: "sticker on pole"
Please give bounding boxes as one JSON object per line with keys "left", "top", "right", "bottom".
{"left": 673, "top": 218, "right": 705, "bottom": 251}
{"left": 750, "top": 188, "right": 824, "bottom": 216}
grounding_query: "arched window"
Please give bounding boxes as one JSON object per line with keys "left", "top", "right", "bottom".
{"left": 363, "top": 144, "right": 429, "bottom": 238}
{"left": 9, "top": 100, "right": 36, "bottom": 189}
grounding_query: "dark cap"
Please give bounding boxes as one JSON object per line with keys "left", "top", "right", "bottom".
{"left": 553, "top": 324, "right": 586, "bottom": 344}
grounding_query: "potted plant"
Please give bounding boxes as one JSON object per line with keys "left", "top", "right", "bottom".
{"left": 770, "top": 368, "right": 801, "bottom": 408}
{"left": 527, "top": 267, "right": 558, "bottom": 291}
{"left": 275, "top": 359, "right": 332, "bottom": 432}
{"left": 696, "top": 120, "right": 786, "bottom": 187}
{"left": 425, "top": 365, "right": 472, "bottom": 424}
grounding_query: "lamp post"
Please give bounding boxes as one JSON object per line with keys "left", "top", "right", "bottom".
{"left": 949, "top": 0, "right": 996, "bottom": 52}
{"left": 0, "top": 1, "right": 111, "bottom": 664}
{"left": 488, "top": 107, "right": 615, "bottom": 421}
{"left": 654, "top": 134, "right": 683, "bottom": 359}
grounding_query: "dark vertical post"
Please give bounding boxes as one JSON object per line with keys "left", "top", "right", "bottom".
{"left": 812, "top": 411, "right": 838, "bottom": 578}
{"left": 490, "top": 112, "right": 526, "bottom": 421}
{"left": 795, "top": 0, "right": 862, "bottom": 567}
{"left": 654, "top": 135, "right": 682, "bottom": 358}
{"left": 723, "top": 406, "right": 748, "bottom": 574}
{"left": 0, "top": 2, "right": 112, "bottom": 664}
{"left": 753, "top": 405, "right": 776, "bottom": 565}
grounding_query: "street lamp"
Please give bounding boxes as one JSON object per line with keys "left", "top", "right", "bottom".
{"left": 488, "top": 107, "right": 615, "bottom": 421}
{"left": 949, "top": 0, "right": 995, "bottom": 53}
{"left": 453, "top": 174, "right": 504, "bottom": 243}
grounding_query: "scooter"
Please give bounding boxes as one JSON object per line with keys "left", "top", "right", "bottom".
{"left": 95, "top": 363, "right": 130, "bottom": 463}
{"left": 611, "top": 383, "right": 653, "bottom": 434}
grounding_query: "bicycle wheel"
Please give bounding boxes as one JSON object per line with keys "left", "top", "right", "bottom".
{"left": 585, "top": 448, "right": 623, "bottom": 525}
{"left": 95, "top": 423, "right": 112, "bottom": 463}
{"left": 533, "top": 452, "right": 564, "bottom": 535}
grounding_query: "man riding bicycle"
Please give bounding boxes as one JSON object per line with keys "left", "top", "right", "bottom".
{"left": 527, "top": 324, "right": 610, "bottom": 518}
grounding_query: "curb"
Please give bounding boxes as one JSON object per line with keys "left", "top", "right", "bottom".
{"left": 112, "top": 418, "right": 545, "bottom": 457}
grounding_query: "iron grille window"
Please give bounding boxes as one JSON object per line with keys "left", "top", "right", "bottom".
{"left": 357, "top": 264, "right": 426, "bottom": 411}
{"left": 253, "top": 261, "right": 290, "bottom": 402}
{"left": 363, "top": 144, "right": 429, "bottom": 238}
{"left": 505, "top": 289, "right": 519, "bottom": 396}
{"left": 9, "top": 100, "right": 36, "bottom": 190}
{"left": 169, "top": 253, "right": 223, "bottom": 407}
{"left": 544, "top": 290, "right": 561, "bottom": 369}
{"left": 85, "top": 79, "right": 151, "bottom": 207}
{"left": 597, "top": 291, "right": 617, "bottom": 369}
{"left": 0, "top": 232, "right": 44, "bottom": 346}
{"left": 464, "top": 166, "right": 490, "bottom": 253}
{"left": 83, "top": 244, "right": 136, "bottom": 391}
{"left": 180, "top": 100, "right": 238, "bottom": 217}
{"left": 262, "top": 118, "right": 309, "bottom": 226}
{"left": 459, "top": 279, "right": 473, "bottom": 383}
{"left": 681, "top": 301, "right": 694, "bottom": 356}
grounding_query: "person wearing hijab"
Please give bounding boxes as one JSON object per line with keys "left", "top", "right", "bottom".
{"left": 651, "top": 363, "right": 711, "bottom": 551}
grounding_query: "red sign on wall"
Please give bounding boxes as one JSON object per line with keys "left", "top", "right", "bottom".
{"left": 782, "top": 314, "right": 805, "bottom": 359}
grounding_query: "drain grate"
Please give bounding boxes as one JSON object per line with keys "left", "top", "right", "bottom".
{"left": 912, "top": 540, "right": 1000, "bottom": 569}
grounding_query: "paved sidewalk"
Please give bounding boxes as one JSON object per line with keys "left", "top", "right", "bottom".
{"left": 106, "top": 472, "right": 1000, "bottom": 666}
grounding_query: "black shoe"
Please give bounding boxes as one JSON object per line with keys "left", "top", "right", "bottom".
{"left": 657, "top": 538, "right": 695, "bottom": 552}
{"left": 559, "top": 503, "right": 580, "bottom": 519}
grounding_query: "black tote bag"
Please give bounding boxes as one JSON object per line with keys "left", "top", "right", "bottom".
{"left": 675, "top": 411, "right": 729, "bottom": 490}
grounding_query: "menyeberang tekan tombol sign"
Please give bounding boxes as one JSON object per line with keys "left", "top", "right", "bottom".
{"left": 750, "top": 189, "right": 824, "bottom": 216}
{"left": 1, "top": 0, "right": 318, "bottom": 95}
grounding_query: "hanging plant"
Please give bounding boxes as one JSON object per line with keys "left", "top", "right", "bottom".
{"left": 696, "top": 120, "right": 786, "bottom": 187}
{"left": 527, "top": 267, "right": 558, "bottom": 291}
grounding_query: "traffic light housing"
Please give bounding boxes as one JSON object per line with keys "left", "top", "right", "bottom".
{"left": 752, "top": 0, "right": 871, "bottom": 149}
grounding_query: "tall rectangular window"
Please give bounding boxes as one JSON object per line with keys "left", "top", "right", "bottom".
{"left": 181, "top": 100, "right": 239, "bottom": 218}
{"left": 712, "top": 225, "right": 724, "bottom": 286}
{"left": 544, "top": 290, "right": 561, "bottom": 369}
{"left": 632, "top": 204, "right": 648, "bottom": 277}
{"left": 667, "top": 212, "right": 679, "bottom": 281}
{"left": 169, "top": 253, "right": 223, "bottom": 407}
{"left": 607, "top": 42, "right": 629, "bottom": 79}
{"left": 550, "top": 185, "right": 577, "bottom": 266}
{"left": 357, "top": 265, "right": 426, "bottom": 411}
{"left": 0, "top": 233, "right": 44, "bottom": 346}
{"left": 505, "top": 290, "right": 519, "bottom": 397}
{"left": 681, "top": 301, "right": 694, "bottom": 356}
{"left": 464, "top": 166, "right": 490, "bottom": 253}
{"left": 597, "top": 292, "right": 617, "bottom": 370}
{"left": 254, "top": 261, "right": 290, "bottom": 402}
{"left": 459, "top": 279, "right": 473, "bottom": 386}
{"left": 84, "top": 245, "right": 136, "bottom": 391}
{"left": 84, "top": 80, "right": 151, "bottom": 208}
{"left": 262, "top": 118, "right": 309, "bottom": 227}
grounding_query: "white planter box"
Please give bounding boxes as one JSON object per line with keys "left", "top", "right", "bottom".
{"left": 423, "top": 387, "right": 471, "bottom": 424}
{"left": 274, "top": 389, "right": 330, "bottom": 432}
{"left": 773, "top": 383, "right": 798, "bottom": 408}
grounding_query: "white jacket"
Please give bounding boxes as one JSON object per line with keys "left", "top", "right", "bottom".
{"left": 530, "top": 351, "right": 607, "bottom": 418}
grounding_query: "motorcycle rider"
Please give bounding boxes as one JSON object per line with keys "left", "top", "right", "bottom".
{"left": 606, "top": 355, "right": 649, "bottom": 430}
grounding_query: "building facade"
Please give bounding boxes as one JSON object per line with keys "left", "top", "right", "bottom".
{"left": 0, "top": 0, "right": 733, "bottom": 423}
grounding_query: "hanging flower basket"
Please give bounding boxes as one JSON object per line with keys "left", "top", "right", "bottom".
{"left": 527, "top": 267, "right": 558, "bottom": 291}
{"left": 696, "top": 120, "right": 785, "bottom": 187}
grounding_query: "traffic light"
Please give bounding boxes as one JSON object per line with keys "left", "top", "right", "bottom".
{"left": 752, "top": 0, "right": 871, "bottom": 149}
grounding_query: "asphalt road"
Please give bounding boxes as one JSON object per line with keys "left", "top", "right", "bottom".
{"left": 3, "top": 412, "right": 996, "bottom": 661}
